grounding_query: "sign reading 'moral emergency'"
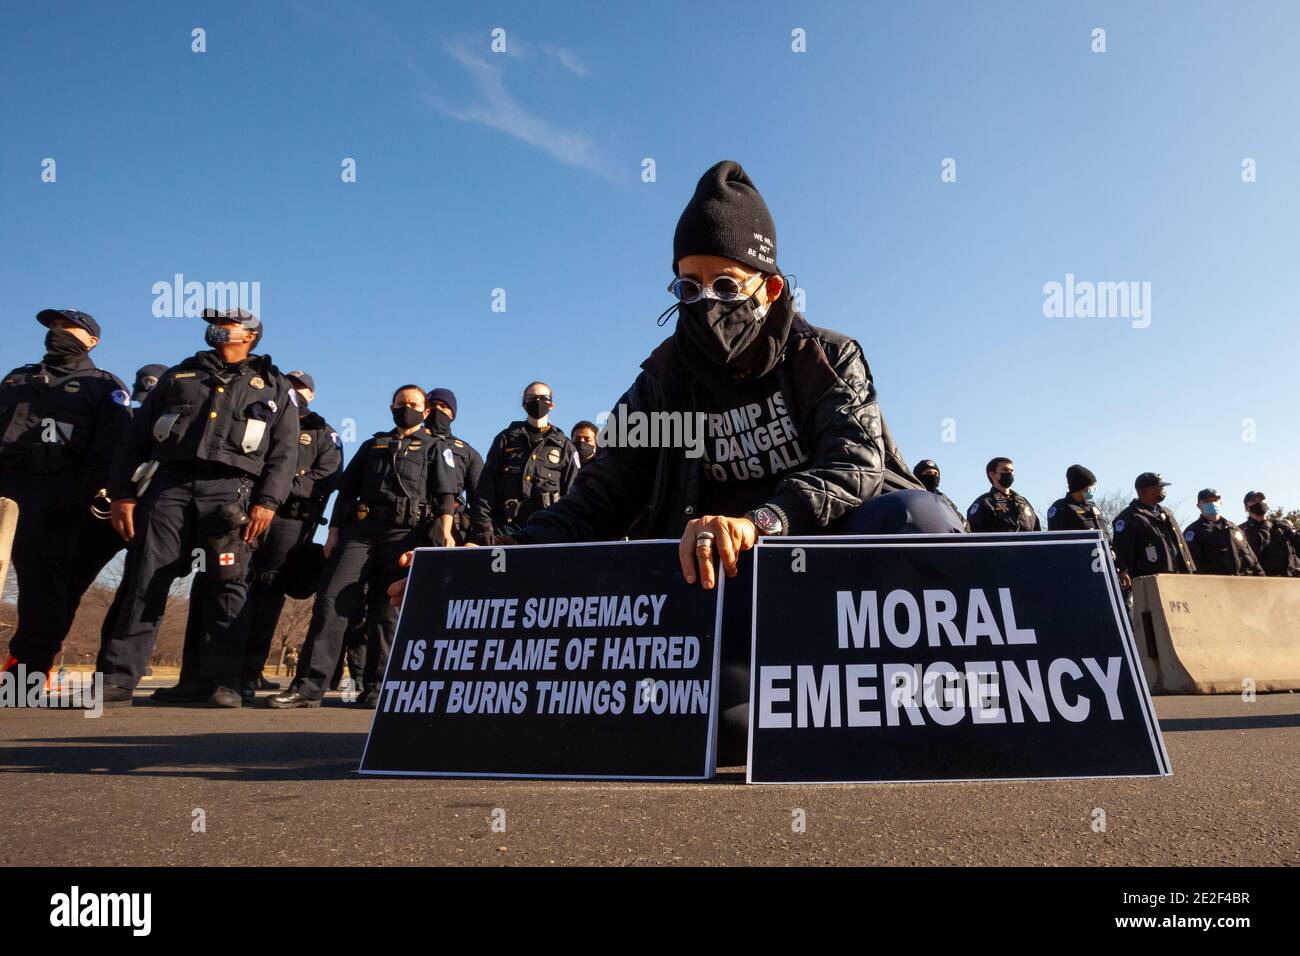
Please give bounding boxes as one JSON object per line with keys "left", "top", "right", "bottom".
{"left": 747, "top": 533, "right": 1171, "bottom": 784}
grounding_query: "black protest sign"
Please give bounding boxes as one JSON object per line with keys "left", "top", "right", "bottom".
{"left": 748, "top": 533, "right": 1171, "bottom": 784}
{"left": 359, "top": 541, "right": 722, "bottom": 779}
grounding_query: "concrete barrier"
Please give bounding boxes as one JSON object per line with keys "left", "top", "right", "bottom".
{"left": 1131, "top": 573, "right": 1300, "bottom": 693}
{"left": 0, "top": 497, "right": 16, "bottom": 595}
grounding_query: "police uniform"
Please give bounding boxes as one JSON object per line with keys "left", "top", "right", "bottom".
{"left": 431, "top": 428, "right": 484, "bottom": 544}
{"left": 1046, "top": 495, "right": 1105, "bottom": 533}
{"left": 0, "top": 310, "right": 132, "bottom": 674}
{"left": 471, "top": 421, "right": 579, "bottom": 543}
{"left": 1111, "top": 500, "right": 1195, "bottom": 577}
{"left": 277, "top": 425, "right": 439, "bottom": 703}
{"left": 1239, "top": 516, "right": 1298, "bottom": 577}
{"left": 239, "top": 400, "right": 343, "bottom": 690}
{"left": 966, "top": 489, "right": 1040, "bottom": 533}
{"left": 1183, "top": 517, "right": 1262, "bottom": 576}
{"left": 97, "top": 337, "right": 299, "bottom": 696}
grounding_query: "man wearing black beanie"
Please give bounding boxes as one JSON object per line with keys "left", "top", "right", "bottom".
{"left": 1046, "top": 464, "right": 1106, "bottom": 534}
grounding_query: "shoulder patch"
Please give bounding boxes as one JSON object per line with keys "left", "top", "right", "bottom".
{"left": 1184, "top": 530, "right": 1195, "bottom": 542}
{"left": 443, "top": 447, "right": 455, "bottom": 468}
{"left": 110, "top": 388, "right": 130, "bottom": 406}
{"left": 330, "top": 431, "right": 341, "bottom": 447}
{"left": 1114, "top": 518, "right": 1126, "bottom": 532}
{"left": 1047, "top": 506, "right": 1057, "bottom": 518}
{"left": 968, "top": 503, "right": 979, "bottom": 516}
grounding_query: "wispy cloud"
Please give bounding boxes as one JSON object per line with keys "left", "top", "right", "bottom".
{"left": 427, "top": 40, "right": 613, "bottom": 179}
{"left": 542, "top": 46, "right": 591, "bottom": 78}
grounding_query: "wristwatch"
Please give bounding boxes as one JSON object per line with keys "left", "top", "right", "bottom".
{"left": 746, "top": 505, "right": 786, "bottom": 537}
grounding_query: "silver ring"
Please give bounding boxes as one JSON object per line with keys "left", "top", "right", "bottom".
{"left": 695, "top": 531, "right": 715, "bottom": 550}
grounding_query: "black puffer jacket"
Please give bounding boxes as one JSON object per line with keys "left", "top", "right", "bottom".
{"left": 513, "top": 312, "right": 920, "bottom": 543}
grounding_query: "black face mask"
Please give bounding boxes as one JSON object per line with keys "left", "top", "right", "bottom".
{"left": 43, "top": 328, "right": 87, "bottom": 361}
{"left": 672, "top": 285, "right": 795, "bottom": 385}
{"left": 918, "top": 472, "right": 940, "bottom": 492}
{"left": 430, "top": 409, "right": 452, "bottom": 436}
{"left": 524, "top": 396, "right": 550, "bottom": 420}
{"left": 997, "top": 473, "right": 1014, "bottom": 490}
{"left": 392, "top": 406, "right": 424, "bottom": 429}
{"left": 575, "top": 439, "right": 596, "bottom": 463}
{"left": 1156, "top": 491, "right": 1167, "bottom": 504}
{"left": 1248, "top": 502, "right": 1267, "bottom": 516}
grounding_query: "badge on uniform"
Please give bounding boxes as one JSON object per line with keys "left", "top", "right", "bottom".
{"left": 299, "top": 432, "right": 313, "bottom": 445}
{"left": 1114, "top": 519, "right": 1126, "bottom": 532}
{"left": 547, "top": 448, "right": 561, "bottom": 464}
{"left": 409, "top": 440, "right": 422, "bottom": 449}
{"left": 110, "top": 388, "right": 130, "bottom": 405}
{"left": 63, "top": 381, "right": 81, "bottom": 393}
{"left": 331, "top": 431, "right": 341, "bottom": 446}
{"left": 1145, "top": 545, "right": 1158, "bottom": 563}
{"left": 249, "top": 376, "right": 265, "bottom": 390}
{"left": 443, "top": 448, "right": 455, "bottom": 468}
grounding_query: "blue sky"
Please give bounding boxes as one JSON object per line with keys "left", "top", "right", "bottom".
{"left": 3, "top": 0, "right": 1298, "bottom": 528}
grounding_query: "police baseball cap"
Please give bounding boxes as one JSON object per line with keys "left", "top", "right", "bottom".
{"left": 912, "top": 459, "right": 939, "bottom": 476}
{"left": 1197, "top": 488, "right": 1221, "bottom": 503}
{"left": 201, "top": 307, "right": 261, "bottom": 330}
{"left": 1135, "top": 472, "right": 1171, "bottom": 490}
{"left": 37, "top": 308, "right": 100, "bottom": 339}
{"left": 132, "top": 363, "right": 168, "bottom": 402}
{"left": 1244, "top": 490, "right": 1265, "bottom": 504}
{"left": 286, "top": 370, "right": 315, "bottom": 392}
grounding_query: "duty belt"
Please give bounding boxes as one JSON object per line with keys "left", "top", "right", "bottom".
{"left": 355, "top": 498, "right": 427, "bottom": 527}
{"left": 278, "top": 497, "right": 318, "bottom": 520}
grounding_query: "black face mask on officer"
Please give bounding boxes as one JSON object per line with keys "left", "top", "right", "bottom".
{"left": 392, "top": 406, "right": 424, "bottom": 429}
{"left": 523, "top": 395, "right": 550, "bottom": 420}
{"left": 429, "top": 408, "right": 453, "bottom": 436}
{"left": 1248, "top": 501, "right": 1267, "bottom": 517}
{"left": 43, "top": 328, "right": 87, "bottom": 360}
{"left": 996, "top": 472, "right": 1014, "bottom": 490}
{"left": 575, "top": 439, "right": 596, "bottom": 463}
{"left": 918, "top": 471, "right": 940, "bottom": 492}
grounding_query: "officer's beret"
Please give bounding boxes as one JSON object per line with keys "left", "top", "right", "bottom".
{"left": 37, "top": 308, "right": 100, "bottom": 339}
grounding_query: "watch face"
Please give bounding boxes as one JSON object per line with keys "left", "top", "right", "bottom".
{"left": 752, "top": 507, "right": 781, "bottom": 535}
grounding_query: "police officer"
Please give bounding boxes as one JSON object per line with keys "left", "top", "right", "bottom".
{"left": 471, "top": 381, "right": 579, "bottom": 544}
{"left": 1239, "top": 490, "right": 1298, "bottom": 577}
{"left": 425, "top": 387, "right": 483, "bottom": 547}
{"left": 966, "top": 457, "right": 1040, "bottom": 532}
{"left": 1111, "top": 472, "right": 1195, "bottom": 585}
{"left": 911, "top": 458, "right": 963, "bottom": 525}
{"left": 1183, "top": 488, "right": 1262, "bottom": 576}
{"left": 130, "top": 364, "right": 168, "bottom": 406}
{"left": 97, "top": 308, "right": 299, "bottom": 706}
{"left": 0, "top": 309, "right": 132, "bottom": 679}
{"left": 571, "top": 420, "right": 599, "bottom": 465}
{"left": 269, "top": 385, "right": 439, "bottom": 710}
{"left": 1046, "top": 464, "right": 1106, "bottom": 533}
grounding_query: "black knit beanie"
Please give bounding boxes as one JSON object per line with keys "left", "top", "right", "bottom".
{"left": 672, "top": 161, "right": 777, "bottom": 275}
{"left": 1066, "top": 464, "right": 1097, "bottom": 492}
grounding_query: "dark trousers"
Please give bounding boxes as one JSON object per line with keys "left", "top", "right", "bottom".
{"left": 0, "top": 469, "right": 123, "bottom": 673}
{"left": 290, "top": 521, "right": 420, "bottom": 699}
{"left": 96, "top": 468, "right": 254, "bottom": 690}
{"left": 716, "top": 489, "right": 965, "bottom": 764}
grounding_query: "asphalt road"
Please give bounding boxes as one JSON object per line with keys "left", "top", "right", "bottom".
{"left": 2, "top": 688, "right": 1296, "bottom": 866}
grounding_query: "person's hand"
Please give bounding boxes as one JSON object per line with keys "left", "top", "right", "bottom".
{"left": 323, "top": 527, "right": 340, "bottom": 559}
{"left": 438, "top": 527, "right": 457, "bottom": 548}
{"left": 244, "top": 504, "right": 275, "bottom": 542}
{"left": 388, "top": 550, "right": 417, "bottom": 606}
{"left": 111, "top": 498, "right": 137, "bottom": 542}
{"left": 678, "top": 515, "right": 757, "bottom": 590}
{"left": 1118, "top": 570, "right": 1132, "bottom": 590}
